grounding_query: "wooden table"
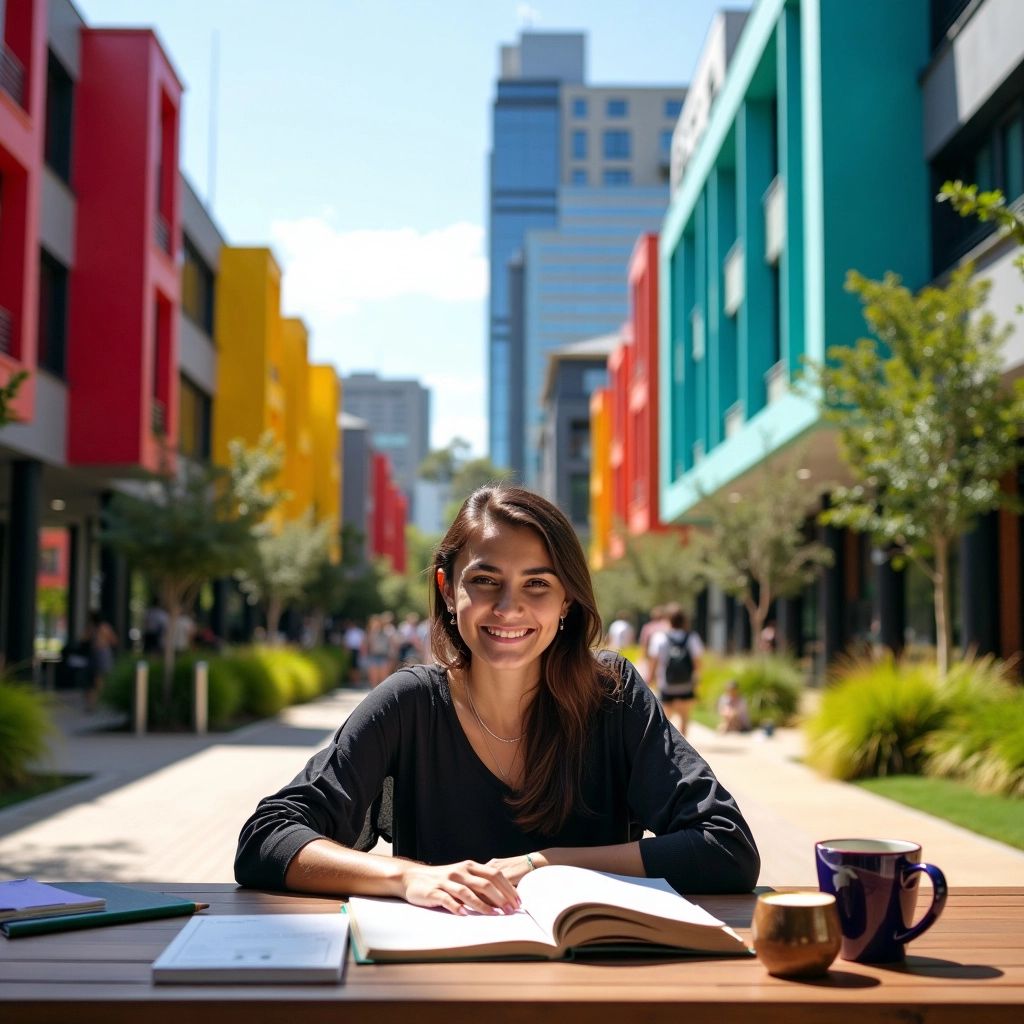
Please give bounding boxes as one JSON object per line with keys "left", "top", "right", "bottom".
{"left": 1, "top": 884, "right": 1021, "bottom": 1023}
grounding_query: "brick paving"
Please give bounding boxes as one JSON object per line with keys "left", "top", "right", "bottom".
{"left": 1, "top": 685, "right": 1022, "bottom": 887}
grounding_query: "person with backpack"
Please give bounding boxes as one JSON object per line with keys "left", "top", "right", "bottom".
{"left": 648, "top": 604, "right": 704, "bottom": 736}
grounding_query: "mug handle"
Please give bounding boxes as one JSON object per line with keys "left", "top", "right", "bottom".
{"left": 894, "top": 863, "right": 948, "bottom": 944}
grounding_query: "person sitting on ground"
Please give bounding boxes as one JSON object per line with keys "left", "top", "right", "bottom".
{"left": 235, "top": 485, "right": 759, "bottom": 913}
{"left": 717, "top": 680, "right": 751, "bottom": 734}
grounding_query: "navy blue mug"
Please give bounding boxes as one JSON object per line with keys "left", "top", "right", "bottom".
{"left": 815, "top": 838, "right": 948, "bottom": 964}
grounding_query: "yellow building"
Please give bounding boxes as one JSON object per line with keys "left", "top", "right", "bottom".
{"left": 212, "top": 247, "right": 288, "bottom": 527}
{"left": 589, "top": 386, "right": 613, "bottom": 569}
{"left": 280, "top": 318, "right": 315, "bottom": 521}
{"left": 309, "top": 364, "right": 342, "bottom": 562}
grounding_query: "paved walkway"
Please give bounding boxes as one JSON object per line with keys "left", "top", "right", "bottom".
{"left": 1, "top": 686, "right": 1022, "bottom": 887}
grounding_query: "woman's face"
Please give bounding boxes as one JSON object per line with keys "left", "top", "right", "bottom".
{"left": 439, "top": 518, "right": 571, "bottom": 676}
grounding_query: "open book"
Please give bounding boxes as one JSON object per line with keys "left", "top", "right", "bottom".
{"left": 347, "top": 865, "right": 751, "bottom": 962}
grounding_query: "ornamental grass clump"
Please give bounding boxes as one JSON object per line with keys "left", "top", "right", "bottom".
{"left": 925, "top": 656, "right": 1024, "bottom": 797}
{"left": 805, "top": 655, "right": 948, "bottom": 780}
{"left": 0, "top": 681, "right": 53, "bottom": 790}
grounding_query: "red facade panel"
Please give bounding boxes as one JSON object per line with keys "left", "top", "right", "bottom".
{"left": 0, "top": 0, "right": 46, "bottom": 420}
{"left": 627, "top": 233, "right": 661, "bottom": 535}
{"left": 370, "top": 452, "right": 407, "bottom": 572}
{"left": 66, "top": 30, "right": 183, "bottom": 470}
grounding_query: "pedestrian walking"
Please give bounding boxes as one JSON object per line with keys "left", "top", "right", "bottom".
{"left": 648, "top": 604, "right": 704, "bottom": 737}
{"left": 83, "top": 610, "right": 117, "bottom": 712}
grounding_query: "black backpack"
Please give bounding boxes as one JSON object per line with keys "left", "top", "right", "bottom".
{"left": 663, "top": 630, "right": 694, "bottom": 685}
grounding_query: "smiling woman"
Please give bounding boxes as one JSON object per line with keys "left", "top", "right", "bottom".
{"left": 235, "top": 485, "right": 760, "bottom": 914}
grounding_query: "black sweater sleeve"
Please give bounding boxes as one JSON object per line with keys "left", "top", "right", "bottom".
{"left": 233, "top": 670, "right": 414, "bottom": 890}
{"left": 613, "top": 656, "right": 761, "bottom": 893}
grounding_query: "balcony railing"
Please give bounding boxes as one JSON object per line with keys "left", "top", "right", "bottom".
{"left": 155, "top": 213, "right": 171, "bottom": 254}
{"left": 765, "top": 360, "right": 788, "bottom": 404}
{"left": 0, "top": 44, "right": 26, "bottom": 109}
{"left": 764, "top": 176, "right": 785, "bottom": 265}
{"left": 723, "top": 241, "right": 745, "bottom": 317}
{"left": 724, "top": 401, "right": 744, "bottom": 439}
{"left": 151, "top": 398, "right": 167, "bottom": 437}
{"left": 0, "top": 305, "right": 13, "bottom": 356}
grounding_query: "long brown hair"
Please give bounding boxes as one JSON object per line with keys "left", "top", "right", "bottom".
{"left": 431, "top": 484, "right": 615, "bottom": 834}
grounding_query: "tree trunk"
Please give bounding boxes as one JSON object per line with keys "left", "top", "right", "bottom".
{"left": 266, "top": 598, "right": 282, "bottom": 644}
{"left": 933, "top": 537, "right": 952, "bottom": 679}
{"left": 743, "top": 595, "right": 766, "bottom": 655}
{"left": 160, "top": 583, "right": 180, "bottom": 712}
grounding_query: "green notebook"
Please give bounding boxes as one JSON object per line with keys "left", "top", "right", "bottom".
{"left": 1, "top": 882, "right": 204, "bottom": 938}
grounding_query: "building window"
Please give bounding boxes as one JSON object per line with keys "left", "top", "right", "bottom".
{"left": 178, "top": 374, "right": 212, "bottom": 461}
{"left": 660, "top": 130, "right": 673, "bottom": 160}
{"left": 569, "top": 473, "right": 590, "bottom": 524}
{"left": 181, "top": 236, "right": 216, "bottom": 336}
{"left": 38, "top": 249, "right": 68, "bottom": 378}
{"left": 665, "top": 98, "right": 683, "bottom": 120}
{"left": 603, "top": 168, "right": 632, "bottom": 186}
{"left": 568, "top": 418, "right": 591, "bottom": 460}
{"left": 572, "top": 130, "right": 588, "bottom": 159}
{"left": 603, "top": 130, "right": 631, "bottom": 159}
{"left": 572, "top": 97, "right": 587, "bottom": 118}
{"left": 571, "top": 168, "right": 588, "bottom": 185}
{"left": 44, "top": 52, "right": 74, "bottom": 184}
{"left": 931, "top": 98, "right": 1024, "bottom": 273}
{"left": 606, "top": 98, "right": 628, "bottom": 118}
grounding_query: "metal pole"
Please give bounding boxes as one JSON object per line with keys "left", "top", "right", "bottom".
{"left": 134, "top": 661, "right": 148, "bottom": 736}
{"left": 194, "top": 660, "right": 208, "bottom": 734}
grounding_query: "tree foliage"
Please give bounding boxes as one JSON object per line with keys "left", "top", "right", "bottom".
{"left": 102, "top": 435, "right": 283, "bottom": 704}
{"left": 443, "top": 457, "right": 514, "bottom": 523}
{"left": 815, "top": 265, "right": 1024, "bottom": 676}
{"left": 694, "top": 453, "right": 833, "bottom": 650}
{"left": 417, "top": 437, "right": 472, "bottom": 482}
{"left": 0, "top": 370, "right": 28, "bottom": 427}
{"left": 592, "top": 530, "right": 705, "bottom": 626}
{"left": 239, "top": 514, "right": 334, "bottom": 640}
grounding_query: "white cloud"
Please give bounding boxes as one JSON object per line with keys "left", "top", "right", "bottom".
{"left": 269, "top": 217, "right": 488, "bottom": 320}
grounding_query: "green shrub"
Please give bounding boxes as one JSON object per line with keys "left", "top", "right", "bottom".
{"left": 805, "top": 655, "right": 948, "bottom": 780}
{"left": 254, "top": 647, "right": 320, "bottom": 704}
{"left": 102, "top": 653, "right": 243, "bottom": 730}
{"left": 697, "top": 653, "right": 803, "bottom": 727}
{"left": 925, "top": 670, "right": 1024, "bottom": 797}
{"left": 306, "top": 647, "right": 346, "bottom": 693}
{"left": 227, "top": 650, "right": 287, "bottom": 718}
{"left": 0, "top": 682, "right": 54, "bottom": 790}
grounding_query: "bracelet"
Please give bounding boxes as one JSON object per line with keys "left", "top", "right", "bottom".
{"left": 525, "top": 853, "right": 537, "bottom": 871}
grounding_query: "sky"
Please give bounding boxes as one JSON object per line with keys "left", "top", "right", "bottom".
{"left": 76, "top": 0, "right": 751, "bottom": 456}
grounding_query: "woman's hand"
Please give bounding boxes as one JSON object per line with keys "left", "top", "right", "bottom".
{"left": 399, "top": 859, "right": 522, "bottom": 916}
{"left": 486, "top": 852, "right": 546, "bottom": 885}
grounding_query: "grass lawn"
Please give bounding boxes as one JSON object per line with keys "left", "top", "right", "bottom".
{"left": 855, "top": 775, "right": 1024, "bottom": 851}
{"left": 0, "top": 773, "right": 90, "bottom": 811}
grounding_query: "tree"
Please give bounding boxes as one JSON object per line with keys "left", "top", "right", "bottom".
{"left": 239, "top": 514, "right": 334, "bottom": 641}
{"left": 592, "top": 530, "right": 706, "bottom": 627}
{"left": 417, "top": 437, "right": 472, "bottom": 482}
{"left": 378, "top": 525, "right": 437, "bottom": 620}
{"left": 0, "top": 370, "right": 28, "bottom": 427}
{"left": 815, "top": 265, "right": 1024, "bottom": 677}
{"left": 694, "top": 454, "right": 833, "bottom": 651}
{"left": 102, "top": 435, "right": 283, "bottom": 706}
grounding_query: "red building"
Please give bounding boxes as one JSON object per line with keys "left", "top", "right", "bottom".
{"left": 605, "top": 234, "right": 682, "bottom": 561}
{"left": 67, "top": 29, "right": 183, "bottom": 469}
{"left": 370, "top": 452, "right": 407, "bottom": 574}
{"left": 0, "top": 0, "right": 47, "bottom": 421}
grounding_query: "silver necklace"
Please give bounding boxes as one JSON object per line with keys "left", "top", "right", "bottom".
{"left": 464, "top": 681, "right": 524, "bottom": 743}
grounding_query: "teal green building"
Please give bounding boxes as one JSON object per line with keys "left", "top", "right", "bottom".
{"left": 658, "top": 0, "right": 1024, "bottom": 664}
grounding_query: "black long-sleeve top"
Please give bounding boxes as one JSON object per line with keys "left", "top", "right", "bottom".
{"left": 234, "top": 655, "right": 760, "bottom": 894}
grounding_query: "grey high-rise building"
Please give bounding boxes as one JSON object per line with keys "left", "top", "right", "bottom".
{"left": 487, "top": 31, "right": 685, "bottom": 483}
{"left": 341, "top": 372, "right": 430, "bottom": 514}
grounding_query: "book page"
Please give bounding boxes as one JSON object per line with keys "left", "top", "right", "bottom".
{"left": 518, "top": 866, "right": 728, "bottom": 946}
{"left": 347, "top": 896, "right": 556, "bottom": 957}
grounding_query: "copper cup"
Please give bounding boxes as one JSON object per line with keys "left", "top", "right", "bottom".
{"left": 752, "top": 891, "right": 842, "bottom": 978}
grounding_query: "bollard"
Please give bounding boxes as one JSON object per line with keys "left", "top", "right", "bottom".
{"left": 194, "top": 660, "right": 208, "bottom": 735}
{"left": 134, "top": 661, "right": 148, "bottom": 736}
